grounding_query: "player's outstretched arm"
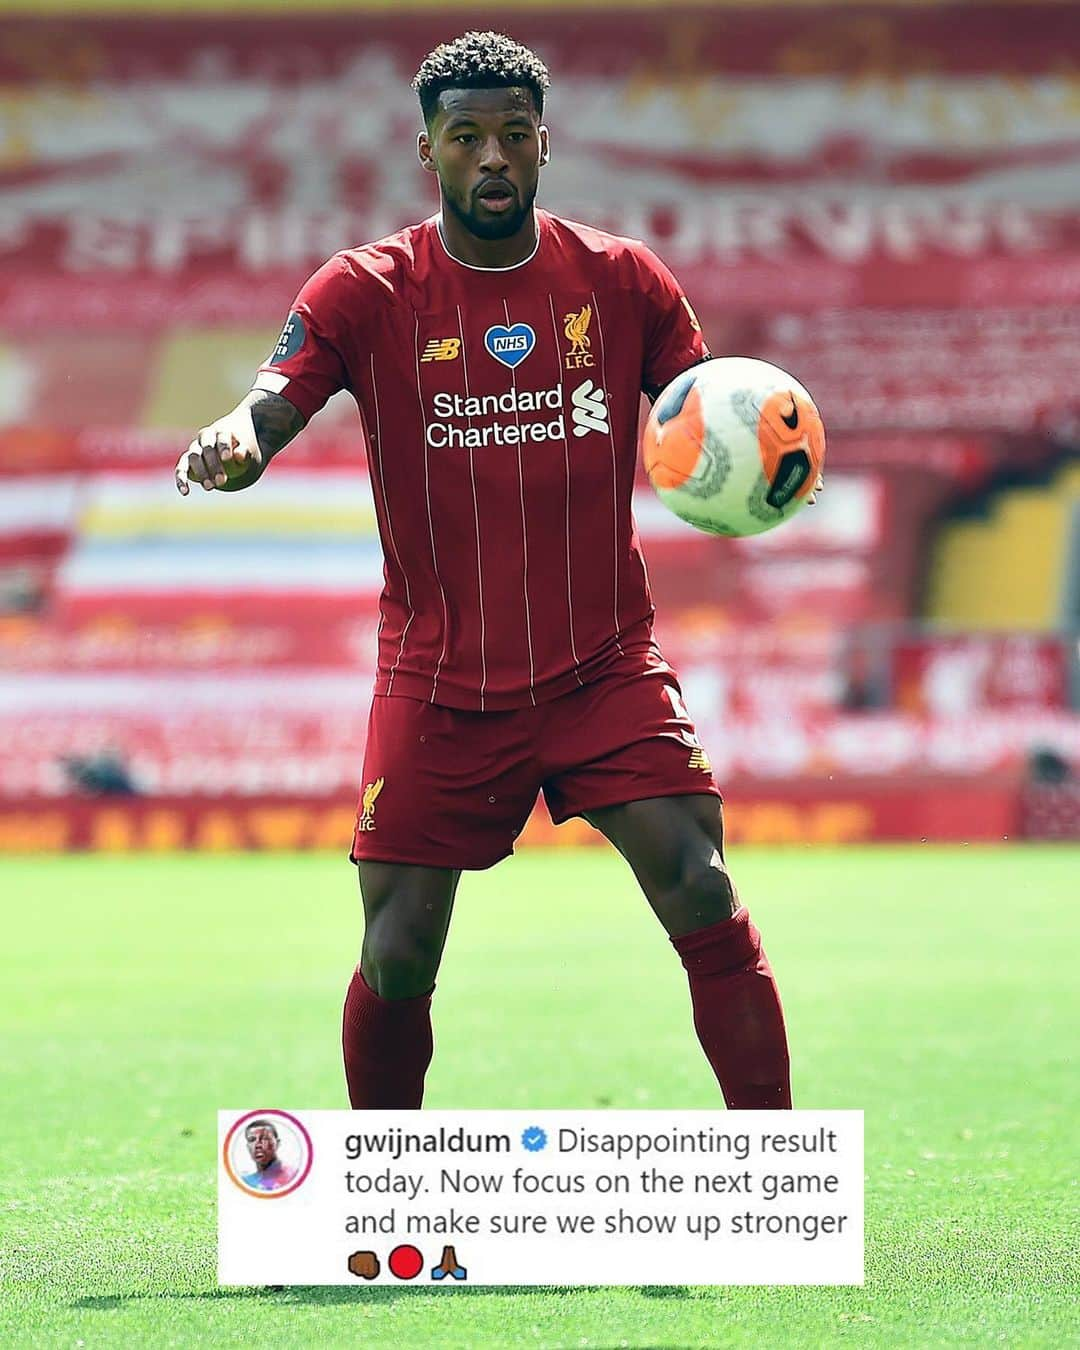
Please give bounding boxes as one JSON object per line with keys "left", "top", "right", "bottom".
{"left": 174, "top": 391, "right": 306, "bottom": 496}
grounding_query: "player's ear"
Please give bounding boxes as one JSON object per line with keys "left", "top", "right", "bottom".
{"left": 418, "top": 128, "right": 437, "bottom": 174}
{"left": 539, "top": 125, "right": 550, "bottom": 166}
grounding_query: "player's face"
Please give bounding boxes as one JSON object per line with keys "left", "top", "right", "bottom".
{"left": 418, "top": 87, "right": 548, "bottom": 241}
{"left": 246, "top": 1127, "right": 278, "bottom": 1167}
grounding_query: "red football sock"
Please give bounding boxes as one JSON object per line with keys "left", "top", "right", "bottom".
{"left": 342, "top": 966, "right": 433, "bottom": 1109}
{"left": 672, "top": 908, "right": 792, "bottom": 1110}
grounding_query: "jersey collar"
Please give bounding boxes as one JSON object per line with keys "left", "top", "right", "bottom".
{"left": 433, "top": 212, "right": 544, "bottom": 272}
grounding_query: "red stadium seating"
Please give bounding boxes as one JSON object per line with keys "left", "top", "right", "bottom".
{"left": 1, "top": 9, "right": 1076, "bottom": 844}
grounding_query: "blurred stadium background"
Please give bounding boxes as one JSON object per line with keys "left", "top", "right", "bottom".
{"left": 4, "top": 3, "right": 1079, "bottom": 1343}
{"left": 1, "top": 0, "right": 1079, "bottom": 853}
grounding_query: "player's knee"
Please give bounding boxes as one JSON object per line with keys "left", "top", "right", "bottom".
{"left": 668, "top": 850, "right": 738, "bottom": 929}
{"left": 362, "top": 924, "right": 440, "bottom": 1000}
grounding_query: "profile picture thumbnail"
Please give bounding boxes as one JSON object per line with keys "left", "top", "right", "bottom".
{"left": 223, "top": 1109, "right": 312, "bottom": 1198}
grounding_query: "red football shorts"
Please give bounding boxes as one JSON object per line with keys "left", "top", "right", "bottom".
{"left": 350, "top": 651, "right": 720, "bottom": 870}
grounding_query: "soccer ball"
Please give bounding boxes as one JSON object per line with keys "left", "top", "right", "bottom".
{"left": 642, "top": 356, "right": 826, "bottom": 537}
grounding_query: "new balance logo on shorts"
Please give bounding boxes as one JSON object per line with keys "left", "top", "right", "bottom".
{"left": 421, "top": 338, "right": 461, "bottom": 362}
{"left": 571, "top": 379, "right": 610, "bottom": 438}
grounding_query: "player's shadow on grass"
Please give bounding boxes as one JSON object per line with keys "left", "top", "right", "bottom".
{"left": 72, "top": 1285, "right": 693, "bottom": 1308}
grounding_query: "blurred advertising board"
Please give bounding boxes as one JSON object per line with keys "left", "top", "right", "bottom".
{"left": 0, "top": 778, "right": 1025, "bottom": 852}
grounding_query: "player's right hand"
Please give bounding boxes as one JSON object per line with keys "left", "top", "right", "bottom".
{"left": 175, "top": 406, "right": 262, "bottom": 495}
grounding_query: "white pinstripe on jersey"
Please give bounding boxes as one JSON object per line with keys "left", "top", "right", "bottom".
{"left": 547, "top": 292, "right": 584, "bottom": 685}
{"left": 503, "top": 297, "right": 537, "bottom": 706}
{"left": 455, "top": 302, "right": 488, "bottom": 711}
{"left": 369, "top": 351, "right": 414, "bottom": 694}
{"left": 413, "top": 313, "right": 451, "bottom": 703}
{"left": 588, "top": 289, "right": 624, "bottom": 655}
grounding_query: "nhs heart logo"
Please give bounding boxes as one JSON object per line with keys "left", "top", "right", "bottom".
{"left": 484, "top": 322, "right": 536, "bottom": 370}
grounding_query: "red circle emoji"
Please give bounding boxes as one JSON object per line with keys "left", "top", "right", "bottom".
{"left": 388, "top": 1244, "right": 424, "bottom": 1280}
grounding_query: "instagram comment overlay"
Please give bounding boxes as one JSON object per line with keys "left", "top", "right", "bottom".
{"left": 219, "top": 1110, "right": 863, "bottom": 1286}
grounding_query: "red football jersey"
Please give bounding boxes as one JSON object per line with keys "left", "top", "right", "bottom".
{"left": 254, "top": 209, "right": 709, "bottom": 710}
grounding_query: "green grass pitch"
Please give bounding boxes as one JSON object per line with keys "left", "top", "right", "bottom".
{"left": 2, "top": 845, "right": 1077, "bottom": 1347}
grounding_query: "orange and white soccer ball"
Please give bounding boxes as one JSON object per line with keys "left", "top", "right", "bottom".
{"left": 642, "top": 357, "right": 826, "bottom": 537}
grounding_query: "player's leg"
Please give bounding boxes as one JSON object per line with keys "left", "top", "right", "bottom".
{"left": 342, "top": 861, "right": 460, "bottom": 1109}
{"left": 541, "top": 660, "right": 790, "bottom": 1109}
{"left": 343, "top": 693, "right": 538, "bottom": 1108}
{"left": 583, "top": 791, "right": 735, "bottom": 937}
{"left": 583, "top": 792, "right": 790, "bottom": 1109}
{"left": 360, "top": 862, "right": 462, "bottom": 999}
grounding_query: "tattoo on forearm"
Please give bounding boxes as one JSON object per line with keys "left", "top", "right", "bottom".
{"left": 248, "top": 391, "right": 306, "bottom": 456}
{"left": 215, "top": 391, "right": 306, "bottom": 491}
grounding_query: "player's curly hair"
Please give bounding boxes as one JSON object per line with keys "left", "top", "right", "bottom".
{"left": 412, "top": 31, "right": 550, "bottom": 125}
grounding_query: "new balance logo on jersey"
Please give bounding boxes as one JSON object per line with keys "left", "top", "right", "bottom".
{"left": 571, "top": 379, "right": 610, "bottom": 438}
{"left": 687, "top": 747, "right": 712, "bottom": 772}
{"left": 421, "top": 337, "right": 461, "bottom": 362}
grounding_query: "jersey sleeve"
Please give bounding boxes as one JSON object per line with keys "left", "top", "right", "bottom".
{"left": 637, "top": 245, "right": 711, "bottom": 401}
{"left": 252, "top": 254, "right": 353, "bottom": 422}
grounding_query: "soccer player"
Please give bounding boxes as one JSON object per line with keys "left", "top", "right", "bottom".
{"left": 240, "top": 1120, "right": 297, "bottom": 1192}
{"left": 175, "top": 32, "right": 793, "bottom": 1111}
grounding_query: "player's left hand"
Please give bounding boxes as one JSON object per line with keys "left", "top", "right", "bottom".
{"left": 807, "top": 473, "right": 825, "bottom": 505}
